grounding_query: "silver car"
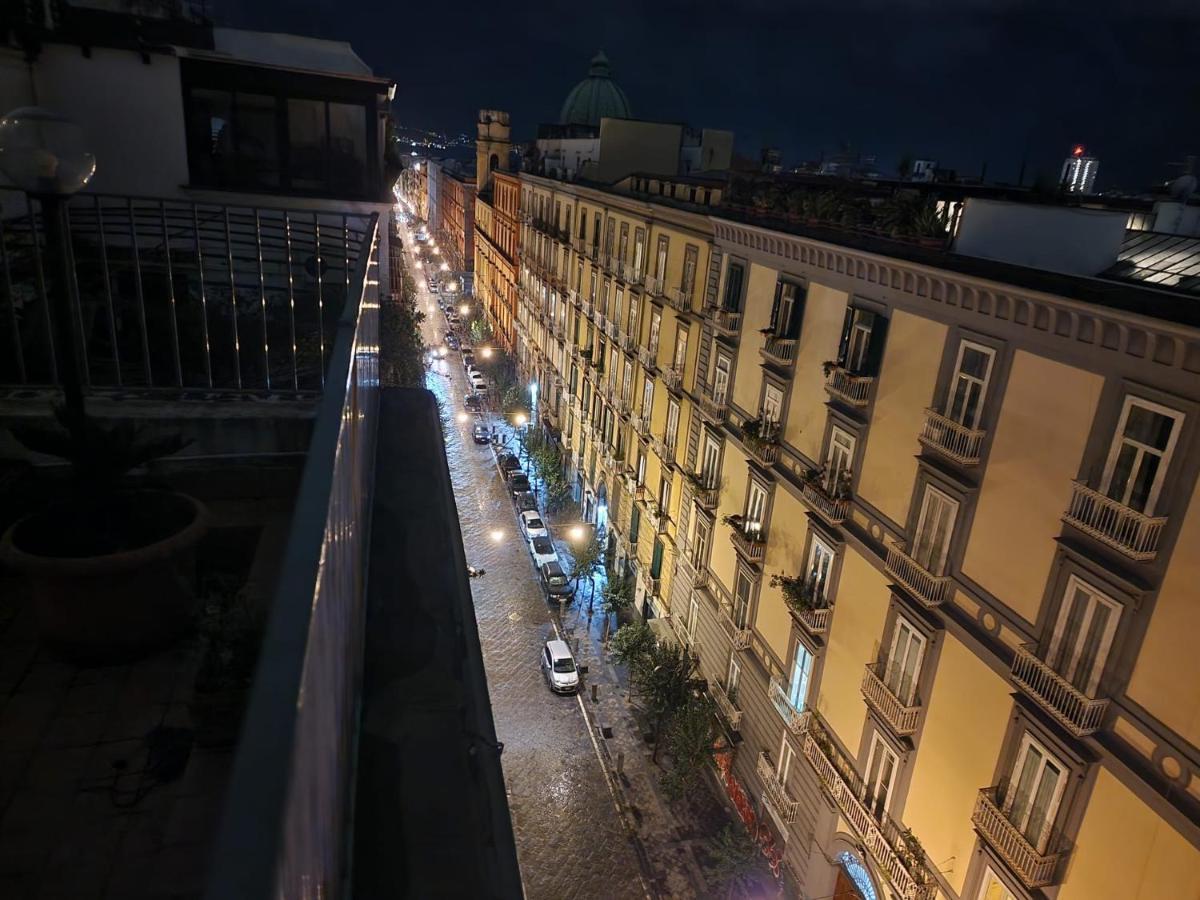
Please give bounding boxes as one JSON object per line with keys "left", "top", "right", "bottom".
{"left": 541, "top": 639, "right": 579, "bottom": 694}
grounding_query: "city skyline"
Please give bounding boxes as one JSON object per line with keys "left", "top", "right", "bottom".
{"left": 226, "top": 0, "right": 1200, "bottom": 191}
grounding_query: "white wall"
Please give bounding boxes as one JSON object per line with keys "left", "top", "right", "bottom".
{"left": 953, "top": 197, "right": 1128, "bottom": 276}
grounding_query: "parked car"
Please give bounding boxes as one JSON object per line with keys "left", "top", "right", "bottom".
{"left": 509, "top": 473, "right": 532, "bottom": 495}
{"left": 461, "top": 351, "right": 475, "bottom": 369}
{"left": 513, "top": 491, "right": 539, "bottom": 512}
{"left": 470, "top": 373, "right": 488, "bottom": 393}
{"left": 429, "top": 282, "right": 441, "bottom": 295}
{"left": 519, "top": 510, "right": 549, "bottom": 541}
{"left": 541, "top": 639, "right": 579, "bottom": 694}
{"left": 497, "top": 453, "right": 522, "bottom": 476}
{"left": 539, "top": 560, "right": 574, "bottom": 599}
{"left": 529, "top": 535, "right": 558, "bottom": 568}
{"left": 447, "top": 313, "right": 461, "bottom": 327}
{"left": 472, "top": 424, "right": 492, "bottom": 444}
{"left": 446, "top": 334, "right": 460, "bottom": 350}
{"left": 464, "top": 393, "right": 482, "bottom": 412}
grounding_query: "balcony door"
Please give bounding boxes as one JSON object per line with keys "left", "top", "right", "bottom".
{"left": 807, "top": 536, "right": 835, "bottom": 601}
{"left": 978, "top": 867, "right": 1019, "bottom": 900}
{"left": 863, "top": 734, "right": 899, "bottom": 822}
{"left": 947, "top": 342, "right": 995, "bottom": 429}
{"left": 681, "top": 245, "right": 698, "bottom": 296}
{"left": 911, "top": 486, "right": 957, "bottom": 575}
{"left": 762, "top": 383, "right": 784, "bottom": 426}
{"left": 692, "top": 516, "right": 710, "bottom": 570}
{"left": 702, "top": 436, "right": 721, "bottom": 488}
{"left": 655, "top": 235, "right": 669, "bottom": 284}
{"left": 723, "top": 261, "right": 745, "bottom": 311}
{"left": 633, "top": 227, "right": 646, "bottom": 275}
{"left": 727, "top": 654, "right": 741, "bottom": 696}
{"left": 777, "top": 733, "right": 796, "bottom": 784}
{"left": 733, "top": 568, "right": 753, "bottom": 628}
{"left": 745, "top": 482, "right": 768, "bottom": 532}
{"left": 772, "top": 282, "right": 803, "bottom": 338}
{"left": 1005, "top": 734, "right": 1066, "bottom": 853}
{"left": 673, "top": 326, "right": 689, "bottom": 371}
{"left": 648, "top": 310, "right": 662, "bottom": 355}
{"left": 826, "top": 428, "right": 856, "bottom": 487}
{"left": 641, "top": 377, "right": 654, "bottom": 423}
{"left": 665, "top": 400, "right": 680, "bottom": 451}
{"left": 687, "top": 596, "right": 699, "bottom": 642}
{"left": 1045, "top": 576, "right": 1120, "bottom": 697}
{"left": 618, "top": 222, "right": 629, "bottom": 264}
{"left": 884, "top": 618, "right": 925, "bottom": 706}
{"left": 713, "top": 355, "right": 731, "bottom": 403}
{"left": 787, "top": 642, "right": 813, "bottom": 712}
{"left": 621, "top": 361, "right": 633, "bottom": 405}
{"left": 1101, "top": 397, "right": 1182, "bottom": 515}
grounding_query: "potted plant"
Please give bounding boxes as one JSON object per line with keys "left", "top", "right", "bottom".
{"left": 721, "top": 513, "right": 745, "bottom": 531}
{"left": 821, "top": 359, "right": 841, "bottom": 378}
{"left": 190, "top": 593, "right": 264, "bottom": 747}
{"left": 1, "top": 407, "right": 206, "bottom": 662}
{"left": 770, "top": 572, "right": 824, "bottom": 616}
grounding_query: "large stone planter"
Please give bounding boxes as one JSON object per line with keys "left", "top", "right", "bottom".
{"left": 0, "top": 490, "right": 208, "bottom": 662}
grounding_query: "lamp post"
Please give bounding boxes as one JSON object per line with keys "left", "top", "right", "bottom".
{"left": 0, "top": 107, "right": 96, "bottom": 419}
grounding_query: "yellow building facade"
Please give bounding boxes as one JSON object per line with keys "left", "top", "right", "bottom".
{"left": 513, "top": 176, "right": 1200, "bottom": 900}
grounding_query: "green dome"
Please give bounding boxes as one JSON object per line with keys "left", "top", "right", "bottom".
{"left": 558, "top": 51, "right": 632, "bottom": 127}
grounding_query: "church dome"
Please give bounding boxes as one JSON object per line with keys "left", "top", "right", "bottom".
{"left": 558, "top": 51, "right": 633, "bottom": 127}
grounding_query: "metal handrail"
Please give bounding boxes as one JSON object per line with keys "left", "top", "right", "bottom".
{"left": 205, "top": 213, "right": 380, "bottom": 899}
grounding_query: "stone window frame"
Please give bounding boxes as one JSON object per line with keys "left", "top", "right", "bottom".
{"left": 903, "top": 460, "right": 975, "bottom": 581}
{"left": 925, "top": 325, "right": 1011, "bottom": 472}
{"left": 818, "top": 405, "right": 868, "bottom": 489}
{"left": 757, "top": 367, "right": 792, "bottom": 430}
{"left": 870, "top": 593, "right": 945, "bottom": 758}
{"left": 719, "top": 254, "right": 751, "bottom": 313}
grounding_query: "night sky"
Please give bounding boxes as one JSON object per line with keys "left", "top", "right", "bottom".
{"left": 223, "top": 0, "right": 1200, "bottom": 191}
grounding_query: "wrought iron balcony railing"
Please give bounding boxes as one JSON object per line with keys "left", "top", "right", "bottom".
{"left": 825, "top": 367, "right": 875, "bottom": 407}
{"left": 666, "top": 286, "right": 692, "bottom": 313}
{"left": 660, "top": 364, "right": 683, "bottom": 393}
{"left": 718, "top": 599, "right": 752, "bottom": 650}
{"left": 861, "top": 663, "right": 922, "bottom": 737}
{"left": 1063, "top": 481, "right": 1166, "bottom": 561}
{"left": 697, "top": 386, "right": 729, "bottom": 424}
{"left": 972, "top": 786, "right": 1066, "bottom": 889}
{"left": 884, "top": 543, "right": 953, "bottom": 608}
{"left": 1010, "top": 644, "right": 1109, "bottom": 737}
{"left": 918, "top": 408, "right": 986, "bottom": 465}
{"left": 757, "top": 752, "right": 801, "bottom": 823}
{"left": 710, "top": 680, "right": 743, "bottom": 730}
{"left": 729, "top": 525, "right": 767, "bottom": 562}
{"left": 800, "top": 480, "right": 850, "bottom": 525}
{"left": 768, "top": 678, "right": 809, "bottom": 736}
{"left": 709, "top": 307, "right": 742, "bottom": 337}
{"left": 760, "top": 335, "right": 798, "bottom": 367}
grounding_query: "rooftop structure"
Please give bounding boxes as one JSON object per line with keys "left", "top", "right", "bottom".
{"left": 558, "top": 51, "right": 632, "bottom": 128}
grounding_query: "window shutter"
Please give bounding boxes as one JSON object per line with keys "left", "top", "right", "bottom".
{"left": 837, "top": 305, "right": 855, "bottom": 366}
{"left": 769, "top": 281, "right": 783, "bottom": 332}
{"left": 865, "top": 313, "right": 889, "bottom": 376}
{"left": 786, "top": 283, "right": 808, "bottom": 339}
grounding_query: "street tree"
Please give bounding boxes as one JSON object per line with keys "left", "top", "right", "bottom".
{"left": 706, "top": 824, "right": 768, "bottom": 899}
{"left": 568, "top": 536, "right": 605, "bottom": 602}
{"left": 610, "top": 622, "right": 655, "bottom": 670}
{"left": 380, "top": 260, "right": 426, "bottom": 388}
{"left": 661, "top": 692, "right": 719, "bottom": 800}
{"left": 600, "top": 574, "right": 635, "bottom": 640}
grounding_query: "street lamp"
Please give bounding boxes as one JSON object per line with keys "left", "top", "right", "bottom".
{"left": 481, "top": 347, "right": 493, "bottom": 359}
{"left": 0, "top": 107, "right": 96, "bottom": 417}
{"left": 513, "top": 412, "right": 527, "bottom": 427}
{"left": 569, "top": 525, "right": 585, "bottom": 542}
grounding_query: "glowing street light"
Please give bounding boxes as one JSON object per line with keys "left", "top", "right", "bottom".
{"left": 568, "top": 525, "right": 585, "bottom": 542}
{"left": 481, "top": 347, "right": 493, "bottom": 359}
{"left": 456, "top": 412, "right": 468, "bottom": 423}
{"left": 490, "top": 528, "right": 504, "bottom": 543}
{"left": 513, "top": 412, "right": 527, "bottom": 427}
{"left": 459, "top": 303, "right": 469, "bottom": 315}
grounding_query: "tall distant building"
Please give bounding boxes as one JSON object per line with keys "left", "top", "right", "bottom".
{"left": 1061, "top": 144, "right": 1099, "bottom": 193}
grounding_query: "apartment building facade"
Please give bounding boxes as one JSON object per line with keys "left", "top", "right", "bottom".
{"left": 438, "top": 166, "right": 475, "bottom": 281}
{"left": 511, "top": 174, "right": 1200, "bottom": 900}
{"left": 473, "top": 110, "right": 519, "bottom": 350}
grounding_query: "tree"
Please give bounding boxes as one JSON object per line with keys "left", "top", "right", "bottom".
{"left": 660, "top": 693, "right": 719, "bottom": 800}
{"left": 568, "top": 536, "right": 605, "bottom": 602}
{"left": 600, "top": 574, "right": 635, "bottom": 639}
{"left": 380, "top": 258, "right": 426, "bottom": 387}
{"left": 634, "top": 640, "right": 698, "bottom": 762}
{"left": 706, "top": 824, "right": 768, "bottom": 899}
{"left": 610, "top": 622, "right": 655, "bottom": 671}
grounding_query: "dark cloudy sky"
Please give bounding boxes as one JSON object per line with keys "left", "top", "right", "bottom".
{"left": 222, "top": 0, "right": 1200, "bottom": 191}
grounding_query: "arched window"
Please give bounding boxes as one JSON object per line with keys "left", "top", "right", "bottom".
{"left": 490, "top": 153, "right": 499, "bottom": 171}
{"left": 835, "top": 851, "right": 878, "bottom": 900}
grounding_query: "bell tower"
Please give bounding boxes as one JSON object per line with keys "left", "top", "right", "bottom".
{"left": 476, "top": 109, "right": 511, "bottom": 192}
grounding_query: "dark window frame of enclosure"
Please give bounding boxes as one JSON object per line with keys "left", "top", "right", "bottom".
{"left": 180, "top": 58, "right": 385, "bottom": 201}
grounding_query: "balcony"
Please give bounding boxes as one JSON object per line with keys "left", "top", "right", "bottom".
{"left": 884, "top": 543, "right": 953, "bottom": 608}
{"left": 825, "top": 367, "right": 875, "bottom": 407}
{"left": 757, "top": 752, "right": 801, "bottom": 823}
{"left": 918, "top": 408, "right": 986, "bottom": 466}
{"left": 595, "top": 311, "right": 609, "bottom": 333}
{"left": 711, "top": 680, "right": 744, "bottom": 730}
{"left": 552, "top": 321, "right": 566, "bottom": 342}
{"left": 1063, "top": 481, "right": 1166, "bottom": 561}
{"left": 742, "top": 420, "right": 781, "bottom": 469}
{"left": 581, "top": 298, "right": 594, "bottom": 318}
{"left": 718, "top": 599, "right": 753, "bottom": 650}
{"left": 972, "top": 787, "right": 1066, "bottom": 889}
{"left": 666, "top": 286, "right": 692, "bottom": 313}
{"left": 729, "top": 521, "right": 767, "bottom": 563}
{"left": 638, "top": 345, "right": 658, "bottom": 371}
{"left": 621, "top": 332, "right": 637, "bottom": 354}
{"left": 645, "top": 274, "right": 666, "bottom": 297}
{"left": 605, "top": 318, "right": 620, "bottom": 340}
{"left": 692, "top": 478, "right": 720, "bottom": 510}
{"left": 650, "top": 434, "right": 675, "bottom": 466}
{"left": 861, "top": 663, "right": 922, "bottom": 738}
{"left": 1011, "top": 644, "right": 1110, "bottom": 737}
{"left": 802, "top": 715, "right": 937, "bottom": 900}
{"left": 768, "top": 679, "right": 809, "bottom": 737}
{"left": 800, "top": 478, "right": 851, "bottom": 526}
{"left": 760, "top": 334, "right": 798, "bottom": 367}
{"left": 630, "top": 412, "right": 650, "bottom": 436}
{"left": 710, "top": 307, "right": 743, "bottom": 337}
{"left": 792, "top": 604, "right": 831, "bottom": 636}
{"left": 697, "top": 386, "right": 729, "bottom": 424}
{"left": 660, "top": 364, "right": 683, "bottom": 393}
{"left": 621, "top": 261, "right": 643, "bottom": 285}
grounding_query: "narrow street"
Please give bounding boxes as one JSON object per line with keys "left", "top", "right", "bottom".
{"left": 409, "top": 252, "right": 652, "bottom": 900}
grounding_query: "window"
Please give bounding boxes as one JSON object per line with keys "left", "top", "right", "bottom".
{"left": 837, "top": 307, "right": 889, "bottom": 376}
{"left": 592, "top": 213, "right": 602, "bottom": 252}
{"left": 827, "top": 428, "right": 855, "bottom": 485}
{"left": 600, "top": 279, "right": 610, "bottom": 317}
{"left": 627, "top": 295, "right": 639, "bottom": 341}
{"left": 746, "top": 481, "right": 768, "bottom": 531}
{"left": 681, "top": 244, "right": 698, "bottom": 294}
{"left": 655, "top": 236, "right": 670, "bottom": 283}
{"left": 658, "top": 478, "right": 671, "bottom": 517}
{"left": 605, "top": 219, "right": 616, "bottom": 258}
{"left": 641, "top": 377, "right": 654, "bottom": 420}
{"left": 947, "top": 342, "right": 995, "bottom": 429}
{"left": 673, "top": 327, "right": 688, "bottom": 371}
{"left": 978, "top": 868, "right": 1019, "bottom": 900}
{"left": 630, "top": 505, "right": 640, "bottom": 543}
{"left": 911, "top": 486, "right": 957, "bottom": 575}
{"left": 651, "top": 539, "right": 664, "bottom": 579}
{"left": 807, "top": 536, "right": 835, "bottom": 600}
{"left": 589, "top": 271, "right": 597, "bottom": 302}
{"left": 1045, "top": 576, "right": 1120, "bottom": 696}
{"left": 762, "top": 383, "right": 784, "bottom": 425}
{"left": 648, "top": 310, "right": 662, "bottom": 354}
{"left": 693, "top": 516, "right": 711, "bottom": 569}
{"left": 723, "top": 262, "right": 745, "bottom": 311}
{"left": 702, "top": 437, "right": 721, "bottom": 487}
{"left": 614, "top": 286, "right": 624, "bottom": 326}
{"left": 778, "top": 733, "right": 796, "bottom": 784}
{"left": 787, "top": 643, "right": 814, "bottom": 711}
{"left": 618, "top": 223, "right": 629, "bottom": 264}
{"left": 727, "top": 654, "right": 742, "bottom": 696}
{"left": 633, "top": 228, "right": 646, "bottom": 275}
{"left": 578, "top": 206, "right": 588, "bottom": 240}
{"left": 884, "top": 618, "right": 925, "bottom": 706}
{"left": 621, "top": 362, "right": 633, "bottom": 404}
{"left": 1005, "top": 734, "right": 1066, "bottom": 852}
{"left": 713, "top": 355, "right": 731, "bottom": 402}
{"left": 733, "top": 568, "right": 753, "bottom": 627}
{"left": 863, "top": 735, "right": 899, "bottom": 822}
{"left": 665, "top": 400, "right": 680, "bottom": 450}
{"left": 687, "top": 596, "right": 699, "bottom": 641}
{"left": 1101, "top": 397, "right": 1182, "bottom": 514}
{"left": 771, "top": 282, "right": 805, "bottom": 338}
{"left": 636, "top": 450, "right": 647, "bottom": 486}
